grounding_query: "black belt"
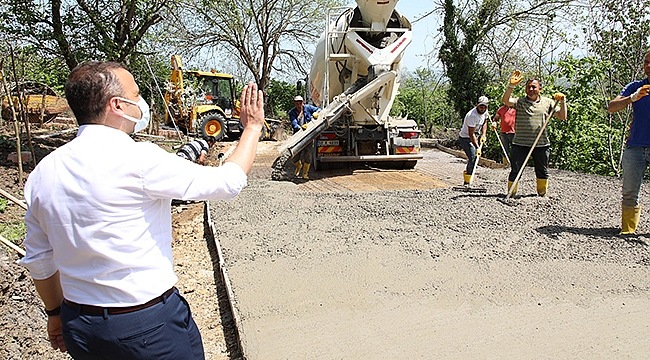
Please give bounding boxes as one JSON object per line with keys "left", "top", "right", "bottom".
{"left": 64, "top": 287, "right": 176, "bottom": 315}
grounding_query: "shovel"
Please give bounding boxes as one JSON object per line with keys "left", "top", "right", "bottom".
{"left": 499, "top": 100, "right": 558, "bottom": 204}
{"left": 452, "top": 142, "right": 487, "bottom": 193}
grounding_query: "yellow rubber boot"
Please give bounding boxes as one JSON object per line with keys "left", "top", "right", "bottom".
{"left": 463, "top": 171, "right": 472, "bottom": 185}
{"left": 507, "top": 181, "right": 518, "bottom": 196}
{"left": 536, "top": 178, "right": 548, "bottom": 197}
{"left": 620, "top": 206, "right": 641, "bottom": 235}
{"left": 302, "top": 163, "right": 311, "bottom": 180}
{"left": 294, "top": 161, "right": 302, "bottom": 177}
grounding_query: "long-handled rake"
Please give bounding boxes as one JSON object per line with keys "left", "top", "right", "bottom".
{"left": 493, "top": 126, "right": 511, "bottom": 166}
{"left": 499, "top": 100, "right": 558, "bottom": 204}
{"left": 452, "top": 142, "right": 487, "bottom": 193}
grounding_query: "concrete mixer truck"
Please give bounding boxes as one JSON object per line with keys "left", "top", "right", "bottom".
{"left": 272, "top": 0, "right": 421, "bottom": 178}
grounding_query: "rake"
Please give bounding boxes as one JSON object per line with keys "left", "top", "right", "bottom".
{"left": 452, "top": 142, "right": 487, "bottom": 193}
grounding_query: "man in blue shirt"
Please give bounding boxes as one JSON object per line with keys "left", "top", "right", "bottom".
{"left": 608, "top": 50, "right": 650, "bottom": 234}
{"left": 288, "top": 96, "right": 319, "bottom": 179}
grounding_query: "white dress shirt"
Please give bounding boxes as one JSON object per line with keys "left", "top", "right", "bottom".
{"left": 19, "top": 125, "right": 247, "bottom": 306}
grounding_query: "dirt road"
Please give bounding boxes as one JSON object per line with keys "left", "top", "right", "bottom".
{"left": 212, "top": 142, "right": 650, "bottom": 359}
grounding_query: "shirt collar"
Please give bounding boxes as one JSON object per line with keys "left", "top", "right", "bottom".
{"left": 523, "top": 95, "right": 541, "bottom": 104}
{"left": 77, "top": 124, "right": 135, "bottom": 143}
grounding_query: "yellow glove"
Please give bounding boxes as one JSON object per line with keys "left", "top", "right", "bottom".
{"left": 301, "top": 123, "right": 308, "bottom": 130}
{"left": 480, "top": 135, "right": 486, "bottom": 145}
{"left": 508, "top": 70, "right": 522, "bottom": 87}
{"left": 490, "top": 122, "right": 497, "bottom": 130}
{"left": 631, "top": 85, "right": 650, "bottom": 102}
{"left": 313, "top": 112, "right": 319, "bottom": 119}
{"left": 476, "top": 147, "right": 482, "bottom": 157}
{"left": 553, "top": 92, "right": 566, "bottom": 103}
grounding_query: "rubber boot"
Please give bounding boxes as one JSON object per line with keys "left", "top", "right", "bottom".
{"left": 302, "top": 163, "right": 311, "bottom": 180}
{"left": 620, "top": 205, "right": 641, "bottom": 235}
{"left": 294, "top": 161, "right": 302, "bottom": 178}
{"left": 536, "top": 178, "right": 548, "bottom": 197}
{"left": 463, "top": 171, "right": 472, "bottom": 185}
{"left": 507, "top": 181, "right": 518, "bottom": 196}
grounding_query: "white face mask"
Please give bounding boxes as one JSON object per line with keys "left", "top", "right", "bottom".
{"left": 117, "top": 96, "right": 150, "bottom": 133}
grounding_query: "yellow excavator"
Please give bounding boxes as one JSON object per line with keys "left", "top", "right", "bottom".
{"left": 163, "top": 55, "right": 280, "bottom": 141}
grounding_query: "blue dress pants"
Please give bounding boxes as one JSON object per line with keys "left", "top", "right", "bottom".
{"left": 61, "top": 288, "right": 204, "bottom": 360}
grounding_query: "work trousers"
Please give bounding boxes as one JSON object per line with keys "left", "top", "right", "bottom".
{"left": 508, "top": 144, "right": 550, "bottom": 182}
{"left": 458, "top": 136, "right": 477, "bottom": 174}
{"left": 621, "top": 146, "right": 650, "bottom": 207}
{"left": 61, "top": 288, "right": 204, "bottom": 360}
{"left": 500, "top": 132, "right": 515, "bottom": 158}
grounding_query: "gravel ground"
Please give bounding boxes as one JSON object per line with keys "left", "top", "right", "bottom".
{"left": 211, "top": 143, "right": 650, "bottom": 358}
{"left": 3, "top": 129, "right": 650, "bottom": 359}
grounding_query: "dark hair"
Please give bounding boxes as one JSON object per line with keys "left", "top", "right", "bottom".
{"left": 204, "top": 136, "right": 217, "bottom": 145}
{"left": 525, "top": 78, "right": 543, "bottom": 88}
{"left": 65, "top": 61, "right": 127, "bottom": 125}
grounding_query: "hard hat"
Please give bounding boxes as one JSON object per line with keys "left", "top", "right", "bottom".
{"left": 478, "top": 96, "right": 489, "bottom": 106}
{"left": 294, "top": 95, "right": 304, "bottom": 102}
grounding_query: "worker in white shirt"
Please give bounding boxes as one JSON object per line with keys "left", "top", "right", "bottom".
{"left": 18, "top": 61, "right": 264, "bottom": 359}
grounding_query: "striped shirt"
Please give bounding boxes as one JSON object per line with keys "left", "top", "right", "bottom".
{"left": 177, "top": 139, "right": 209, "bottom": 163}
{"left": 512, "top": 96, "right": 556, "bottom": 147}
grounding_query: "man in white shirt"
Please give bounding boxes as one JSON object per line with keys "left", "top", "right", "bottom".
{"left": 458, "top": 96, "right": 490, "bottom": 185}
{"left": 18, "top": 61, "right": 264, "bottom": 359}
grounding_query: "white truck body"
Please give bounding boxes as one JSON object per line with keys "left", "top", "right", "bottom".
{"left": 274, "top": 0, "right": 421, "bottom": 174}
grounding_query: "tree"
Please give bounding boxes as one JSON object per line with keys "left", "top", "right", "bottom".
{"left": 437, "top": 0, "right": 572, "bottom": 116}
{"left": 579, "top": 0, "right": 650, "bottom": 175}
{"left": 1, "top": 0, "right": 168, "bottom": 70}
{"left": 392, "top": 67, "right": 457, "bottom": 135}
{"left": 266, "top": 79, "right": 297, "bottom": 118}
{"left": 168, "top": 0, "right": 346, "bottom": 98}
{"left": 548, "top": 56, "right": 617, "bottom": 175}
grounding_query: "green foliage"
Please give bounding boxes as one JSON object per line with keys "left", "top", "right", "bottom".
{"left": 266, "top": 79, "right": 297, "bottom": 118}
{"left": 0, "top": 220, "right": 26, "bottom": 242}
{"left": 585, "top": 0, "right": 650, "bottom": 89}
{"left": 0, "top": 45, "right": 70, "bottom": 94}
{"left": 1, "top": 0, "right": 167, "bottom": 70}
{"left": 438, "top": 0, "right": 495, "bottom": 116}
{"left": 0, "top": 198, "right": 7, "bottom": 213}
{"left": 126, "top": 53, "right": 172, "bottom": 123}
{"left": 392, "top": 68, "right": 458, "bottom": 136}
{"left": 547, "top": 56, "right": 623, "bottom": 176}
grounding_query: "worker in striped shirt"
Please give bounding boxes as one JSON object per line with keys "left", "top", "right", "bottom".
{"left": 177, "top": 136, "right": 217, "bottom": 165}
{"left": 502, "top": 73, "right": 567, "bottom": 197}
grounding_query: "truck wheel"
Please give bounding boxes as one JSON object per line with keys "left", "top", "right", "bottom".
{"left": 199, "top": 112, "right": 226, "bottom": 141}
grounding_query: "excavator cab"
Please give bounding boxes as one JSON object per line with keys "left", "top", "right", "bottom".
{"left": 164, "top": 55, "right": 240, "bottom": 141}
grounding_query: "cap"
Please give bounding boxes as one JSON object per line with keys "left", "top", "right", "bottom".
{"left": 478, "top": 96, "right": 489, "bottom": 106}
{"left": 294, "top": 95, "right": 304, "bottom": 102}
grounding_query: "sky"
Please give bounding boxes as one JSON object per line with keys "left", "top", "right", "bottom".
{"left": 392, "top": 0, "right": 441, "bottom": 71}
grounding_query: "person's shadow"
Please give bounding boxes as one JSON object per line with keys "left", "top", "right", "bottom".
{"left": 536, "top": 225, "right": 648, "bottom": 245}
